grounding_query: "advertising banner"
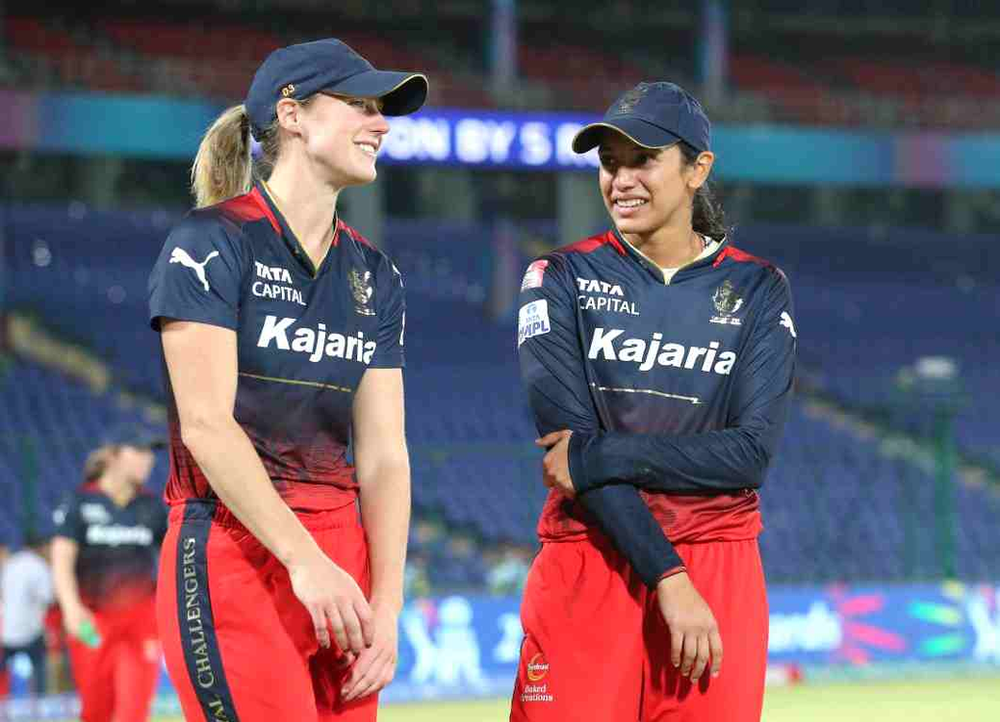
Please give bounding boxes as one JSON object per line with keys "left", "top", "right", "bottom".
{"left": 6, "top": 90, "right": 1000, "bottom": 187}
{"left": 1, "top": 584, "right": 998, "bottom": 717}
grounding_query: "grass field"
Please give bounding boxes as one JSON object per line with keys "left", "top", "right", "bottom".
{"left": 138, "top": 676, "right": 1000, "bottom": 721}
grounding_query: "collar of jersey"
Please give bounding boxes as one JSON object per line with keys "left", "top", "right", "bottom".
{"left": 611, "top": 227, "right": 729, "bottom": 284}
{"left": 254, "top": 180, "right": 339, "bottom": 279}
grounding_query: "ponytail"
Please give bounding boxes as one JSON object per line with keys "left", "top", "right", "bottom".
{"left": 679, "top": 142, "right": 728, "bottom": 242}
{"left": 191, "top": 104, "right": 253, "bottom": 209}
{"left": 84, "top": 445, "right": 117, "bottom": 482}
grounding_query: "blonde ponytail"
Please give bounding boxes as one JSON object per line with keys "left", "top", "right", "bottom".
{"left": 191, "top": 104, "right": 253, "bottom": 208}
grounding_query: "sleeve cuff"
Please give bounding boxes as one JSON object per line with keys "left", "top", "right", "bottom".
{"left": 657, "top": 565, "right": 688, "bottom": 584}
{"left": 567, "top": 431, "right": 595, "bottom": 495}
{"left": 149, "top": 310, "right": 238, "bottom": 332}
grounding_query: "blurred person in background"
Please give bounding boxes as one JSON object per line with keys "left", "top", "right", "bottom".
{"left": 403, "top": 549, "right": 431, "bottom": 599}
{"left": 514, "top": 82, "right": 796, "bottom": 721}
{"left": 486, "top": 543, "right": 531, "bottom": 596}
{"left": 51, "top": 426, "right": 167, "bottom": 722}
{"left": 147, "top": 38, "right": 425, "bottom": 722}
{"left": 0, "top": 531, "right": 54, "bottom": 696}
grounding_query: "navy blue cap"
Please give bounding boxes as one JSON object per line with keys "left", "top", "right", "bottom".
{"left": 245, "top": 38, "right": 428, "bottom": 140}
{"left": 102, "top": 423, "right": 167, "bottom": 450}
{"left": 572, "top": 81, "right": 710, "bottom": 154}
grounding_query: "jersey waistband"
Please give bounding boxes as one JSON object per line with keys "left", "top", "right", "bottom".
{"left": 168, "top": 498, "right": 361, "bottom": 533}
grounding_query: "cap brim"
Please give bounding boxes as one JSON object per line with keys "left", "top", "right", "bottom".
{"left": 327, "top": 70, "right": 428, "bottom": 116}
{"left": 571, "top": 118, "right": 681, "bottom": 154}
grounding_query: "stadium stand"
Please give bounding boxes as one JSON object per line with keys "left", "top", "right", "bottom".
{"left": 3, "top": 7, "right": 999, "bottom": 126}
{"left": 2, "top": 206, "right": 998, "bottom": 585}
{"left": 6, "top": 205, "right": 996, "bottom": 463}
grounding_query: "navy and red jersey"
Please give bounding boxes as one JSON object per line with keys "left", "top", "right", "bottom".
{"left": 148, "top": 181, "right": 405, "bottom": 513}
{"left": 52, "top": 484, "right": 167, "bottom": 611}
{"left": 517, "top": 229, "right": 796, "bottom": 586}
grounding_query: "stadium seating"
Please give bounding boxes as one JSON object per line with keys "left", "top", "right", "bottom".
{"left": 3, "top": 206, "right": 999, "bottom": 584}
{"left": 4, "top": 11, "right": 999, "bottom": 126}
{"left": 0, "top": 360, "right": 166, "bottom": 544}
{"left": 6, "top": 206, "right": 997, "bottom": 465}
{"left": 743, "top": 223, "right": 1000, "bottom": 469}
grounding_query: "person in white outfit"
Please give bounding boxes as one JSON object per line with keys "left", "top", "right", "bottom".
{"left": 1, "top": 532, "right": 54, "bottom": 695}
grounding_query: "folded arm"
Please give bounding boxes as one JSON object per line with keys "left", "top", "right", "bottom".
{"left": 518, "top": 257, "right": 684, "bottom": 588}
{"left": 568, "top": 270, "right": 797, "bottom": 496}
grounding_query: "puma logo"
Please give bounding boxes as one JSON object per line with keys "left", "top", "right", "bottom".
{"left": 169, "top": 247, "right": 220, "bottom": 292}
{"left": 780, "top": 311, "right": 797, "bottom": 339}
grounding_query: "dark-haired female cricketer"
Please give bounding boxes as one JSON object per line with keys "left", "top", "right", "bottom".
{"left": 512, "top": 81, "right": 796, "bottom": 722}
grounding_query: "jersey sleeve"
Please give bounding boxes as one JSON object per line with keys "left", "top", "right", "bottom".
{"left": 148, "top": 212, "right": 247, "bottom": 331}
{"left": 366, "top": 256, "right": 406, "bottom": 369}
{"left": 570, "top": 268, "right": 797, "bottom": 495}
{"left": 518, "top": 255, "right": 685, "bottom": 588}
{"left": 52, "top": 493, "right": 85, "bottom": 544}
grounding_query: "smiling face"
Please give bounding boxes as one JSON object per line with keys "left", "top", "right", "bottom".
{"left": 597, "top": 131, "right": 714, "bottom": 241}
{"left": 276, "top": 93, "right": 389, "bottom": 188}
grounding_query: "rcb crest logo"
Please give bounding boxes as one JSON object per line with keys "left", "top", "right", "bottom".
{"left": 614, "top": 83, "right": 650, "bottom": 114}
{"left": 710, "top": 279, "right": 743, "bottom": 326}
{"left": 349, "top": 269, "right": 375, "bottom": 316}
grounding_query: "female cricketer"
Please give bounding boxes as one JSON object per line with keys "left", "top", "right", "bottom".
{"left": 51, "top": 426, "right": 168, "bottom": 722}
{"left": 513, "top": 81, "right": 796, "bottom": 721}
{"left": 147, "top": 39, "right": 425, "bottom": 721}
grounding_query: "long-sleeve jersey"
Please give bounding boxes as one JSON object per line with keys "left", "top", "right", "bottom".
{"left": 517, "top": 229, "right": 796, "bottom": 587}
{"left": 148, "top": 182, "right": 405, "bottom": 514}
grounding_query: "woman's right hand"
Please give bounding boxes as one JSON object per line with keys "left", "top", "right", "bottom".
{"left": 655, "top": 572, "right": 723, "bottom": 682}
{"left": 62, "top": 602, "right": 97, "bottom": 641}
{"left": 288, "top": 550, "right": 374, "bottom": 655}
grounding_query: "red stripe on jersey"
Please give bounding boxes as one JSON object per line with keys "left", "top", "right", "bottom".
{"left": 339, "top": 219, "right": 374, "bottom": 249}
{"left": 713, "top": 244, "right": 769, "bottom": 268}
{"left": 216, "top": 188, "right": 281, "bottom": 235}
{"left": 561, "top": 231, "right": 627, "bottom": 256}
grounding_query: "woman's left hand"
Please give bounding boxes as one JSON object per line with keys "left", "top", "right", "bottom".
{"left": 536, "top": 430, "right": 576, "bottom": 498}
{"left": 340, "top": 604, "right": 399, "bottom": 703}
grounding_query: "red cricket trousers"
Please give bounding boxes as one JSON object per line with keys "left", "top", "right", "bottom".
{"left": 157, "top": 500, "right": 374, "bottom": 722}
{"left": 510, "top": 533, "right": 769, "bottom": 722}
{"left": 66, "top": 597, "right": 161, "bottom": 722}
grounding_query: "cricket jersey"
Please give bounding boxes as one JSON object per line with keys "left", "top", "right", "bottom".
{"left": 148, "top": 181, "right": 405, "bottom": 512}
{"left": 517, "top": 229, "right": 796, "bottom": 586}
{"left": 52, "top": 484, "right": 167, "bottom": 611}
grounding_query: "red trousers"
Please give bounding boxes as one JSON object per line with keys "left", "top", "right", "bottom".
{"left": 157, "top": 500, "right": 374, "bottom": 722}
{"left": 510, "top": 534, "right": 768, "bottom": 722}
{"left": 66, "top": 597, "right": 161, "bottom": 722}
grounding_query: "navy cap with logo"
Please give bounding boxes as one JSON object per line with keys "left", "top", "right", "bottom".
{"left": 245, "top": 38, "right": 429, "bottom": 140}
{"left": 102, "top": 423, "right": 167, "bottom": 450}
{"left": 572, "top": 81, "right": 710, "bottom": 154}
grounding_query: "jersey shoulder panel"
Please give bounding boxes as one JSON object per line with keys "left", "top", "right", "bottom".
{"left": 713, "top": 244, "right": 791, "bottom": 286}
{"left": 76, "top": 482, "right": 102, "bottom": 498}
{"left": 180, "top": 199, "right": 256, "bottom": 244}
{"left": 165, "top": 206, "right": 247, "bottom": 253}
{"left": 713, "top": 244, "right": 773, "bottom": 270}
{"left": 339, "top": 218, "right": 376, "bottom": 250}
{"left": 212, "top": 187, "right": 281, "bottom": 235}
{"left": 555, "top": 230, "right": 626, "bottom": 258}
{"left": 339, "top": 219, "right": 392, "bottom": 268}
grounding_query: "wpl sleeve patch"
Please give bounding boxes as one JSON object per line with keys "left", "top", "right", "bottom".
{"left": 520, "top": 260, "right": 549, "bottom": 291}
{"left": 518, "top": 300, "right": 551, "bottom": 347}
